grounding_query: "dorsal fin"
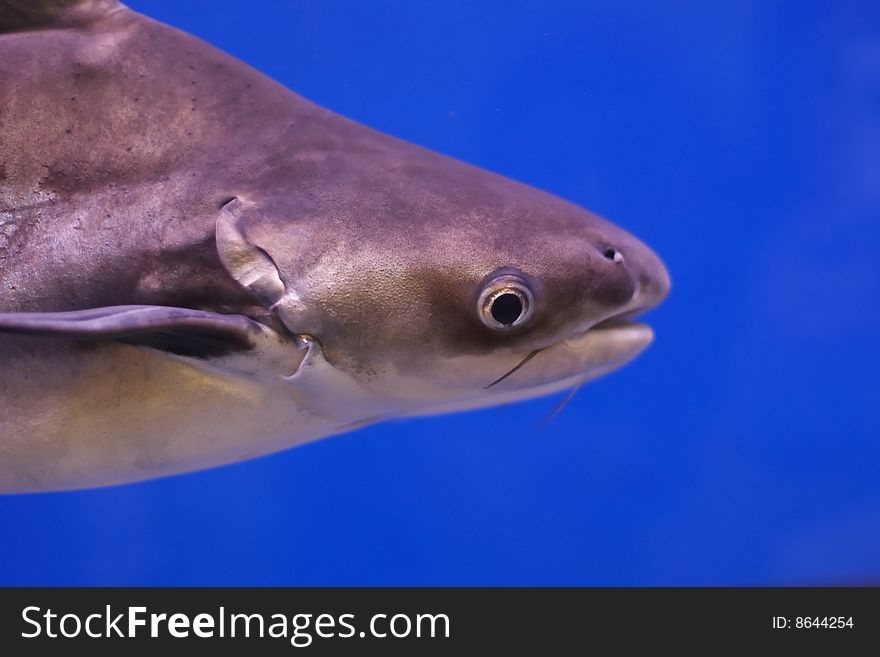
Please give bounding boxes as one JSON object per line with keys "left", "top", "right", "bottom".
{"left": 0, "top": 0, "right": 119, "bottom": 33}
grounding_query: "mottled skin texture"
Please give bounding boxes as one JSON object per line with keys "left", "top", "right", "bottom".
{"left": 0, "top": 1, "right": 669, "bottom": 492}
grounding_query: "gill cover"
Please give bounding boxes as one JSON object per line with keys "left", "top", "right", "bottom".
{"left": 215, "top": 197, "right": 388, "bottom": 419}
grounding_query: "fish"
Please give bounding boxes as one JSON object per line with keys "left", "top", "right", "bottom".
{"left": 0, "top": 0, "right": 670, "bottom": 492}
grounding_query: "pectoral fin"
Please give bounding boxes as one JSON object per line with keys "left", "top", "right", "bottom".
{"left": 0, "top": 305, "right": 269, "bottom": 358}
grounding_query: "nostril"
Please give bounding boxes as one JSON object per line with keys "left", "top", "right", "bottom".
{"left": 603, "top": 247, "right": 623, "bottom": 263}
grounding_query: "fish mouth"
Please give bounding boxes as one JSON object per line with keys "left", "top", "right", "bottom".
{"left": 578, "top": 315, "right": 644, "bottom": 335}
{"left": 386, "top": 308, "right": 655, "bottom": 419}
{"left": 404, "top": 319, "right": 652, "bottom": 418}
{"left": 480, "top": 306, "right": 658, "bottom": 394}
{"left": 561, "top": 305, "right": 653, "bottom": 346}
{"left": 488, "top": 299, "right": 658, "bottom": 389}
{"left": 475, "top": 317, "right": 653, "bottom": 400}
{"left": 557, "top": 316, "right": 653, "bottom": 370}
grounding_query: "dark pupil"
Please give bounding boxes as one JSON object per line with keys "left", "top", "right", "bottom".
{"left": 491, "top": 293, "right": 524, "bottom": 326}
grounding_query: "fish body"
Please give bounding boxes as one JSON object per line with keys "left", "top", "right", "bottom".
{"left": 0, "top": 1, "right": 669, "bottom": 492}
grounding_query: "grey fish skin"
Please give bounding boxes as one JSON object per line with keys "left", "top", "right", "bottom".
{"left": 0, "top": 1, "right": 670, "bottom": 492}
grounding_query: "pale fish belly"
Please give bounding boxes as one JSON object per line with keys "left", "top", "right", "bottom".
{"left": 0, "top": 337, "right": 337, "bottom": 492}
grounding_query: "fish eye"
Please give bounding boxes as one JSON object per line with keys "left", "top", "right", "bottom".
{"left": 603, "top": 247, "right": 624, "bottom": 263}
{"left": 478, "top": 275, "right": 534, "bottom": 330}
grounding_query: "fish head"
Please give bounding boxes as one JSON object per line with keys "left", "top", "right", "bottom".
{"left": 219, "top": 123, "right": 670, "bottom": 420}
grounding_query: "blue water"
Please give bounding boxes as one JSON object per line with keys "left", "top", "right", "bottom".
{"left": 1, "top": 0, "right": 878, "bottom": 585}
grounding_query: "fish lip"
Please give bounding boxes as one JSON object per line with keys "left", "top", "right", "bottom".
{"left": 569, "top": 308, "right": 653, "bottom": 342}
{"left": 589, "top": 316, "right": 641, "bottom": 331}
{"left": 561, "top": 316, "right": 653, "bottom": 350}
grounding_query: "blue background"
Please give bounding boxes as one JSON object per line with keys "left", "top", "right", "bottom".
{"left": 1, "top": 0, "right": 878, "bottom": 585}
